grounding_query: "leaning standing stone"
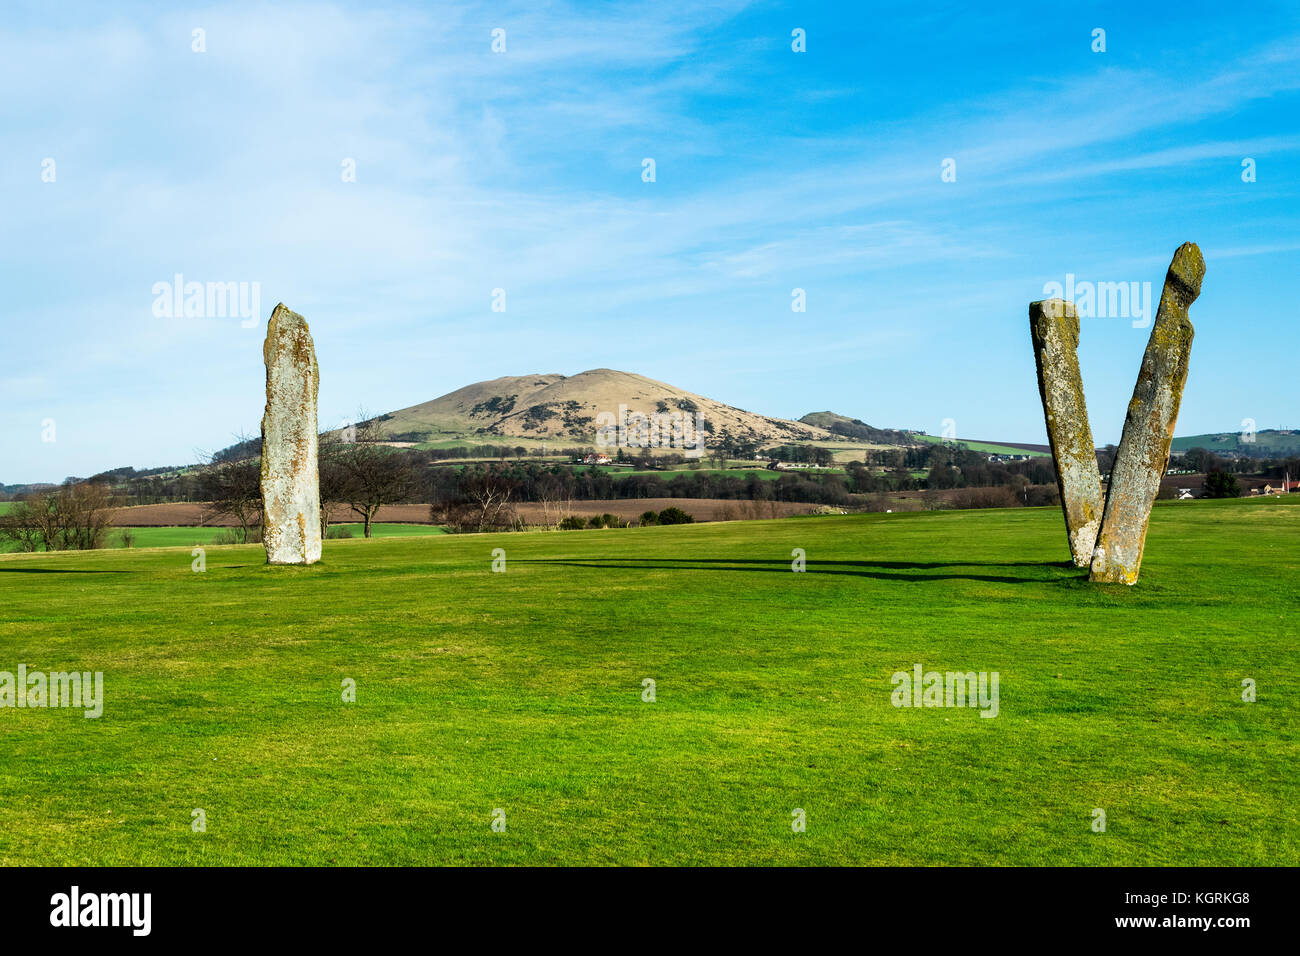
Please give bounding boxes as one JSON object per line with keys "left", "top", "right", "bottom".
{"left": 1090, "top": 243, "right": 1203, "bottom": 584}
{"left": 260, "top": 303, "right": 322, "bottom": 565}
{"left": 1029, "top": 299, "right": 1104, "bottom": 567}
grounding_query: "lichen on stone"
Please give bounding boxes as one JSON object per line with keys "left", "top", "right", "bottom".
{"left": 260, "top": 303, "right": 322, "bottom": 566}
{"left": 1028, "top": 299, "right": 1104, "bottom": 567}
{"left": 1090, "top": 243, "right": 1203, "bottom": 585}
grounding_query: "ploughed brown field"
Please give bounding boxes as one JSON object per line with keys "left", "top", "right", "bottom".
{"left": 110, "top": 498, "right": 818, "bottom": 527}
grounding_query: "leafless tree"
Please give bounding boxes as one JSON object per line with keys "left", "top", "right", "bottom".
{"left": 318, "top": 427, "right": 352, "bottom": 538}
{"left": 431, "top": 470, "right": 521, "bottom": 533}
{"left": 463, "top": 472, "right": 519, "bottom": 532}
{"left": 335, "top": 413, "right": 414, "bottom": 537}
{"left": 197, "top": 435, "right": 263, "bottom": 543}
{"left": 0, "top": 501, "right": 44, "bottom": 551}
{"left": 0, "top": 481, "right": 118, "bottom": 551}
{"left": 534, "top": 474, "right": 573, "bottom": 529}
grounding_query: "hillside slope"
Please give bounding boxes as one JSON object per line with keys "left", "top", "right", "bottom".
{"left": 1170, "top": 429, "right": 1300, "bottom": 457}
{"left": 799, "top": 411, "right": 914, "bottom": 445}
{"left": 377, "top": 368, "right": 835, "bottom": 447}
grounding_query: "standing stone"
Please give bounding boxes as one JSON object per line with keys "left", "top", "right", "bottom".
{"left": 1029, "top": 299, "right": 1104, "bottom": 567}
{"left": 260, "top": 303, "right": 322, "bottom": 565}
{"left": 1090, "top": 243, "right": 1203, "bottom": 584}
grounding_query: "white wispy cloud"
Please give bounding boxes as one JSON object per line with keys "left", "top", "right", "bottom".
{"left": 1, "top": 1, "right": 1297, "bottom": 477}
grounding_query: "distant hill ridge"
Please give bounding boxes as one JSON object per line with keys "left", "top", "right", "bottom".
{"left": 375, "top": 368, "right": 853, "bottom": 447}
{"left": 298, "top": 368, "right": 1300, "bottom": 459}
{"left": 1170, "top": 429, "right": 1300, "bottom": 456}
{"left": 798, "top": 411, "right": 914, "bottom": 445}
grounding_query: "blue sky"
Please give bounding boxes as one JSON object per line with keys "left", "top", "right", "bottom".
{"left": 2, "top": 1, "right": 1297, "bottom": 482}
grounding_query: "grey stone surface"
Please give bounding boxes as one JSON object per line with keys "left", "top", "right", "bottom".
{"left": 1029, "top": 299, "right": 1104, "bottom": 567}
{"left": 1090, "top": 243, "right": 1203, "bottom": 584}
{"left": 260, "top": 303, "right": 322, "bottom": 565}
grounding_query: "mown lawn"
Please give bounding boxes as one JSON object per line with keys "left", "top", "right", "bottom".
{"left": 119, "top": 523, "right": 446, "bottom": 547}
{"left": 1, "top": 523, "right": 445, "bottom": 553}
{"left": 0, "top": 497, "right": 1296, "bottom": 865}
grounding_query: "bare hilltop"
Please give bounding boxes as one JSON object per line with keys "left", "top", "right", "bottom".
{"left": 376, "top": 367, "right": 842, "bottom": 447}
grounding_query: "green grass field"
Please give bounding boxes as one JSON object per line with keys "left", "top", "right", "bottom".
{"left": 916, "top": 434, "right": 1051, "bottom": 457}
{"left": 1, "top": 498, "right": 1296, "bottom": 865}
{"left": 120, "top": 523, "right": 445, "bottom": 548}
{"left": 0, "top": 523, "right": 444, "bottom": 553}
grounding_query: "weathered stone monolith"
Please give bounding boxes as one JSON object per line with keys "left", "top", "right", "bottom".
{"left": 260, "top": 303, "right": 322, "bottom": 565}
{"left": 1029, "top": 298, "right": 1104, "bottom": 567}
{"left": 1090, "top": 243, "right": 1203, "bottom": 584}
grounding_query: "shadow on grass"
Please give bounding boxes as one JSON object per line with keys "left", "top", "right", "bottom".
{"left": 0, "top": 567, "right": 133, "bottom": 574}
{"left": 518, "top": 557, "right": 1078, "bottom": 584}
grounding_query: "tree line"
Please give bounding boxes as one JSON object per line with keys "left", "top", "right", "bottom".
{"left": 9, "top": 431, "right": 1290, "bottom": 552}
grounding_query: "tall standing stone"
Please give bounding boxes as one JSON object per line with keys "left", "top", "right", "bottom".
{"left": 1090, "top": 243, "right": 1203, "bottom": 584}
{"left": 1029, "top": 299, "right": 1104, "bottom": 567}
{"left": 260, "top": 303, "right": 322, "bottom": 565}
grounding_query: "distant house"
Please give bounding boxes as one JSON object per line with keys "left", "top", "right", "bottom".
{"left": 1257, "top": 481, "right": 1297, "bottom": 495}
{"left": 583, "top": 454, "right": 612, "bottom": 466}
{"left": 1176, "top": 488, "right": 1196, "bottom": 500}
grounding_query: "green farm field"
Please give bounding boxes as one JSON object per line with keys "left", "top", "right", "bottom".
{"left": 1, "top": 497, "right": 1296, "bottom": 865}
{"left": 581, "top": 466, "right": 844, "bottom": 480}
{"left": 1171, "top": 429, "right": 1300, "bottom": 457}
{"left": 915, "top": 434, "right": 1051, "bottom": 457}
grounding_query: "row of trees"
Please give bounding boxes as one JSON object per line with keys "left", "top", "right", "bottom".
{"left": 19, "top": 431, "right": 1283, "bottom": 554}
{"left": 201, "top": 419, "right": 417, "bottom": 540}
{"left": 0, "top": 482, "right": 118, "bottom": 551}
{"left": 1173, "top": 448, "right": 1300, "bottom": 478}
{"left": 906, "top": 446, "right": 1057, "bottom": 491}
{"left": 1, "top": 420, "right": 424, "bottom": 550}
{"left": 766, "top": 445, "right": 838, "bottom": 467}
{"left": 425, "top": 443, "right": 592, "bottom": 462}
{"left": 20, "top": 442, "right": 1072, "bottom": 551}
{"left": 44, "top": 437, "right": 1299, "bottom": 518}
{"left": 417, "top": 461, "right": 858, "bottom": 506}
